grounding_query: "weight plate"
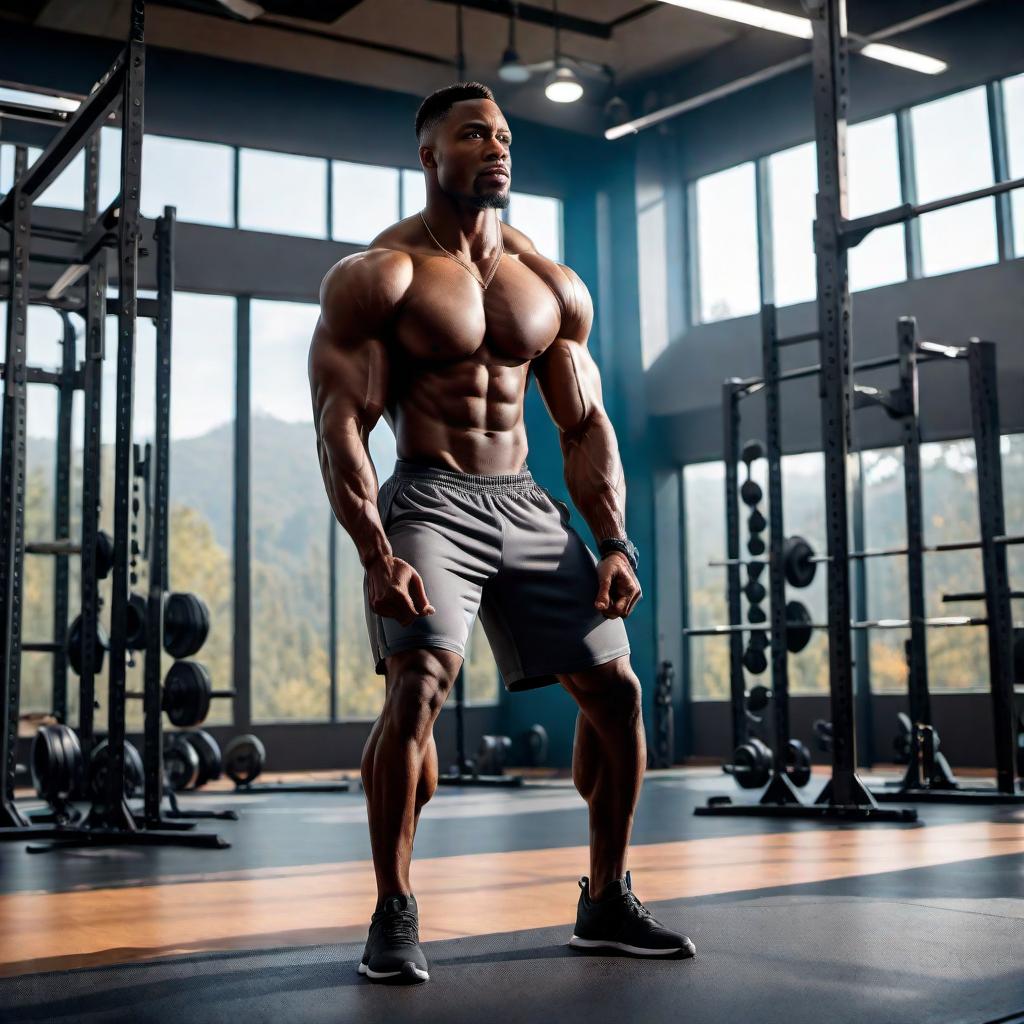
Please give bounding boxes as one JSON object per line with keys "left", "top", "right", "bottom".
{"left": 90, "top": 739, "right": 144, "bottom": 801}
{"left": 743, "top": 643, "right": 768, "bottom": 675}
{"left": 740, "top": 479, "right": 762, "bottom": 507}
{"left": 163, "top": 592, "right": 211, "bottom": 659}
{"left": 783, "top": 535, "right": 816, "bottom": 589}
{"left": 32, "top": 724, "right": 82, "bottom": 802}
{"left": 126, "top": 592, "right": 148, "bottom": 651}
{"left": 741, "top": 439, "right": 765, "bottom": 465}
{"left": 785, "top": 600, "right": 813, "bottom": 653}
{"left": 785, "top": 739, "right": 812, "bottom": 788}
{"left": 224, "top": 734, "right": 267, "bottom": 786}
{"left": 164, "top": 733, "right": 200, "bottom": 791}
{"left": 184, "top": 730, "right": 223, "bottom": 787}
{"left": 66, "top": 615, "right": 109, "bottom": 676}
{"left": 95, "top": 530, "right": 114, "bottom": 581}
{"left": 162, "top": 661, "right": 213, "bottom": 728}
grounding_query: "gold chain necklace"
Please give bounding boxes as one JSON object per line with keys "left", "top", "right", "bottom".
{"left": 419, "top": 210, "right": 504, "bottom": 290}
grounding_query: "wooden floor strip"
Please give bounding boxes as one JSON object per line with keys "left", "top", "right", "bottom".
{"left": 1, "top": 820, "right": 1022, "bottom": 977}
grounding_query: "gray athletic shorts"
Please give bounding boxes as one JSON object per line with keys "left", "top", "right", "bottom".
{"left": 362, "top": 458, "right": 631, "bottom": 692}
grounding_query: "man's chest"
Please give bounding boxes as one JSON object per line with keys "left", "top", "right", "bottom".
{"left": 392, "top": 256, "right": 564, "bottom": 364}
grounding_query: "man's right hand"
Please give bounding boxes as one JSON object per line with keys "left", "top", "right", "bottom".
{"left": 366, "top": 554, "right": 435, "bottom": 627}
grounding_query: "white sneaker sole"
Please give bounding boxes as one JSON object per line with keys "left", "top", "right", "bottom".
{"left": 569, "top": 935, "right": 695, "bottom": 957}
{"left": 358, "top": 960, "right": 430, "bottom": 982}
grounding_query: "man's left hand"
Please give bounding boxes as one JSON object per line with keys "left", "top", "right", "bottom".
{"left": 594, "top": 552, "right": 642, "bottom": 619}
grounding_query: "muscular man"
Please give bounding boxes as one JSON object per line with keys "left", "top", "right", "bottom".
{"left": 309, "top": 82, "right": 694, "bottom": 985}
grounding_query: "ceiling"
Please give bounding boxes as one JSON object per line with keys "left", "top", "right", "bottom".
{"left": 0, "top": 1, "right": 987, "bottom": 136}
{"left": 5, "top": 0, "right": 752, "bottom": 134}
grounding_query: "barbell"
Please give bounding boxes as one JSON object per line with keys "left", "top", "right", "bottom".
{"left": 65, "top": 590, "right": 211, "bottom": 674}
{"left": 723, "top": 737, "right": 812, "bottom": 790}
{"left": 25, "top": 530, "right": 114, "bottom": 580}
{"left": 163, "top": 730, "right": 224, "bottom": 791}
{"left": 126, "top": 661, "right": 235, "bottom": 728}
{"left": 713, "top": 532, "right": 1024, "bottom": 578}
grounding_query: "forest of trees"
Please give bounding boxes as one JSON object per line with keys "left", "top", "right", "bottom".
{"left": 685, "top": 436, "right": 1024, "bottom": 701}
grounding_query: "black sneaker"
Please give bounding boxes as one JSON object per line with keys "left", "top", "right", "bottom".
{"left": 357, "top": 893, "right": 430, "bottom": 983}
{"left": 569, "top": 871, "right": 695, "bottom": 958}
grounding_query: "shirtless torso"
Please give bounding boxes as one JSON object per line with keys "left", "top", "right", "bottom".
{"left": 316, "top": 212, "right": 586, "bottom": 477}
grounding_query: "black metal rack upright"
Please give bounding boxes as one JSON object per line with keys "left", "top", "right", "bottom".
{"left": 0, "top": 0, "right": 230, "bottom": 847}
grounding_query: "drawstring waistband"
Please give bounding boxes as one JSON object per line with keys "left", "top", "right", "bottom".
{"left": 392, "top": 457, "right": 538, "bottom": 495}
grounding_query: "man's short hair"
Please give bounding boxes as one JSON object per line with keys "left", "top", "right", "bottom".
{"left": 415, "top": 82, "right": 495, "bottom": 142}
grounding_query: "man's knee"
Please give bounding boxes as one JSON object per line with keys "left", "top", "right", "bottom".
{"left": 383, "top": 648, "right": 460, "bottom": 737}
{"left": 571, "top": 663, "right": 643, "bottom": 721}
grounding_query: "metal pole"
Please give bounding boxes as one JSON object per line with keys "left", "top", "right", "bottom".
{"left": 897, "top": 316, "right": 931, "bottom": 788}
{"left": 850, "top": 451, "right": 873, "bottom": 767}
{"left": 760, "top": 302, "right": 801, "bottom": 805}
{"left": 0, "top": 148, "right": 31, "bottom": 828}
{"left": 806, "top": 0, "right": 873, "bottom": 809}
{"left": 722, "top": 381, "right": 746, "bottom": 750}
{"left": 99, "top": 24, "right": 145, "bottom": 829}
{"left": 967, "top": 339, "right": 1017, "bottom": 794}
{"left": 233, "top": 296, "right": 252, "bottom": 731}
{"left": 143, "top": 207, "right": 174, "bottom": 826}
{"left": 79, "top": 131, "right": 105, "bottom": 764}
{"left": 51, "top": 311, "right": 75, "bottom": 723}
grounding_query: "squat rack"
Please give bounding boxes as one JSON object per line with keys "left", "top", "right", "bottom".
{"left": 0, "top": 0, "right": 231, "bottom": 848}
{"left": 689, "top": 0, "right": 1022, "bottom": 818}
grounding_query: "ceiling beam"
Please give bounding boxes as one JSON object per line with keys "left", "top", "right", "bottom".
{"left": 429, "top": 0, "right": 660, "bottom": 41}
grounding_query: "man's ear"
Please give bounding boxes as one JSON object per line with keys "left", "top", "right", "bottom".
{"left": 419, "top": 145, "right": 436, "bottom": 170}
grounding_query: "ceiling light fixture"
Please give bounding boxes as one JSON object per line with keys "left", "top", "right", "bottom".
{"left": 545, "top": 66, "right": 584, "bottom": 103}
{"left": 858, "top": 42, "right": 947, "bottom": 75}
{"left": 499, "top": 3, "right": 531, "bottom": 83}
{"left": 544, "top": 0, "right": 583, "bottom": 103}
{"left": 657, "top": 0, "right": 946, "bottom": 74}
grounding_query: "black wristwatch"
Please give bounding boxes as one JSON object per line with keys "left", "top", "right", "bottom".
{"left": 598, "top": 537, "right": 639, "bottom": 571}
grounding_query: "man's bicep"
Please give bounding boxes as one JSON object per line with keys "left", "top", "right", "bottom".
{"left": 308, "top": 314, "right": 390, "bottom": 441}
{"left": 533, "top": 336, "right": 606, "bottom": 437}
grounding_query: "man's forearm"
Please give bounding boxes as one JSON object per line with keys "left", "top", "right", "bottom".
{"left": 317, "top": 426, "right": 392, "bottom": 568}
{"left": 561, "top": 410, "right": 627, "bottom": 545}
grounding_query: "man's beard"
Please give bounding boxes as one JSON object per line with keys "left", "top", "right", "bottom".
{"left": 473, "top": 189, "right": 510, "bottom": 210}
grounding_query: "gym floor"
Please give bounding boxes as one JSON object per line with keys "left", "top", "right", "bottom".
{"left": 1, "top": 766, "right": 1022, "bottom": 1023}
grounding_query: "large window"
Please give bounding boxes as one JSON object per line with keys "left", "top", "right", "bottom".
{"left": 0, "top": 144, "right": 86, "bottom": 210}
{"left": 165, "top": 294, "right": 236, "bottom": 725}
{"left": 847, "top": 115, "right": 907, "bottom": 291}
{"left": 683, "top": 461, "right": 729, "bottom": 700}
{"left": 239, "top": 149, "right": 327, "bottom": 238}
{"left": 506, "top": 191, "right": 563, "bottom": 261}
{"left": 768, "top": 142, "right": 817, "bottom": 308}
{"left": 910, "top": 87, "right": 998, "bottom": 277}
{"left": 1003, "top": 73, "right": 1024, "bottom": 258}
{"left": 250, "top": 299, "right": 331, "bottom": 721}
{"left": 98, "top": 129, "right": 235, "bottom": 225}
{"left": 861, "top": 440, "right": 997, "bottom": 694}
{"left": 401, "top": 168, "right": 426, "bottom": 217}
{"left": 332, "top": 160, "right": 399, "bottom": 244}
{"left": 694, "top": 162, "right": 759, "bottom": 323}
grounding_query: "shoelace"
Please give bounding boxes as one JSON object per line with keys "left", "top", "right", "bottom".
{"left": 376, "top": 909, "right": 420, "bottom": 947}
{"left": 624, "top": 892, "right": 655, "bottom": 921}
